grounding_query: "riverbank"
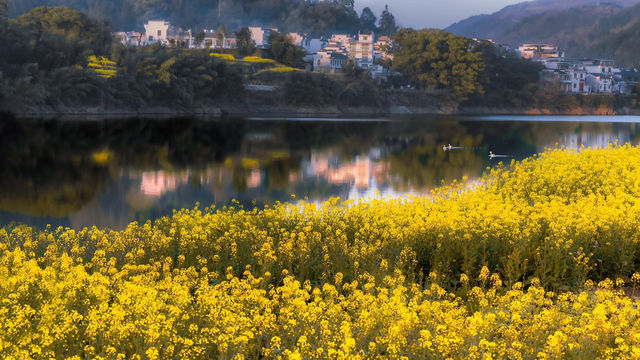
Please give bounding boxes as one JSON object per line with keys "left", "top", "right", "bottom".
{"left": 6, "top": 91, "right": 640, "bottom": 119}
{"left": 8, "top": 105, "right": 640, "bottom": 120}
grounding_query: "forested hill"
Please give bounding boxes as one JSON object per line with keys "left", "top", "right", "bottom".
{"left": 446, "top": 0, "right": 640, "bottom": 68}
{"left": 501, "top": 4, "right": 640, "bottom": 66}
{"left": 445, "top": 0, "right": 640, "bottom": 40}
{"left": 8, "top": 0, "right": 368, "bottom": 35}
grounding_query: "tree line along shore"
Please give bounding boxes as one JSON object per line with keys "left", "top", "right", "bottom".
{"left": 1, "top": 6, "right": 640, "bottom": 116}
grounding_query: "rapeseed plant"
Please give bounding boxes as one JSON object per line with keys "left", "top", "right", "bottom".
{"left": 87, "top": 55, "right": 118, "bottom": 79}
{"left": 2, "top": 145, "right": 640, "bottom": 358}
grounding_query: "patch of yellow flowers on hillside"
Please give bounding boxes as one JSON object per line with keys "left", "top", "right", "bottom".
{"left": 3, "top": 145, "right": 640, "bottom": 358}
{"left": 87, "top": 56, "right": 118, "bottom": 79}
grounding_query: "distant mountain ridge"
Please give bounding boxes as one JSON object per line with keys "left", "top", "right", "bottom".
{"left": 445, "top": 0, "right": 640, "bottom": 67}
{"left": 445, "top": 0, "right": 640, "bottom": 40}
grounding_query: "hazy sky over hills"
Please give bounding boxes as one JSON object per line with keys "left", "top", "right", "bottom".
{"left": 356, "top": 0, "right": 522, "bottom": 29}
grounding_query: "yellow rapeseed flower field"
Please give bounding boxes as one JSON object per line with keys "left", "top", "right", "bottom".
{"left": 3, "top": 145, "right": 640, "bottom": 359}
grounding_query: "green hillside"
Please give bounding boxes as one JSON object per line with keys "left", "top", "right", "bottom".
{"left": 503, "top": 4, "right": 640, "bottom": 67}
{"left": 447, "top": 0, "right": 640, "bottom": 68}
{"left": 445, "top": 0, "right": 640, "bottom": 40}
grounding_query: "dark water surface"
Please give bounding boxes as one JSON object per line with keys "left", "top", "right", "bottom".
{"left": 2, "top": 115, "right": 639, "bottom": 229}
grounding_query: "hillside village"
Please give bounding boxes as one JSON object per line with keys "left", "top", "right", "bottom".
{"left": 517, "top": 43, "right": 639, "bottom": 95}
{"left": 115, "top": 20, "right": 394, "bottom": 79}
{"left": 115, "top": 20, "right": 640, "bottom": 96}
{"left": 6, "top": 2, "right": 640, "bottom": 117}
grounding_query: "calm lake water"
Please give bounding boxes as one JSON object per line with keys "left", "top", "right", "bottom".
{"left": 2, "top": 115, "right": 640, "bottom": 230}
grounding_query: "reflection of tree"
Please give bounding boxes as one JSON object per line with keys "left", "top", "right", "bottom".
{"left": 468, "top": 121, "right": 635, "bottom": 154}
{"left": 386, "top": 133, "right": 485, "bottom": 192}
{"left": 231, "top": 167, "right": 248, "bottom": 192}
{"left": 279, "top": 121, "right": 387, "bottom": 158}
{"left": 0, "top": 170, "right": 109, "bottom": 218}
{"left": 0, "top": 117, "right": 246, "bottom": 218}
{"left": 266, "top": 158, "right": 292, "bottom": 190}
{"left": 105, "top": 117, "right": 246, "bottom": 169}
{"left": 0, "top": 119, "right": 111, "bottom": 217}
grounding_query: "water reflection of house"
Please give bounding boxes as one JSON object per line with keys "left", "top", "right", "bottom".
{"left": 553, "top": 132, "right": 630, "bottom": 150}
{"left": 289, "top": 172, "right": 300, "bottom": 183}
{"left": 140, "top": 171, "right": 189, "bottom": 196}
{"left": 308, "top": 153, "right": 389, "bottom": 190}
{"left": 372, "top": 161, "right": 390, "bottom": 187}
{"left": 247, "top": 169, "right": 262, "bottom": 189}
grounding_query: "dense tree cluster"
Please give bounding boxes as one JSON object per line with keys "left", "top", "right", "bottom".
{"left": 378, "top": 4, "right": 398, "bottom": 37}
{"left": 234, "top": 27, "right": 255, "bottom": 57}
{"left": 8, "top": 0, "right": 397, "bottom": 37}
{"left": 0, "top": 0, "right": 7, "bottom": 19}
{"left": 358, "top": 7, "right": 376, "bottom": 32}
{"left": 0, "top": 7, "right": 244, "bottom": 113}
{"left": 267, "top": 31, "right": 306, "bottom": 67}
{"left": 463, "top": 41, "right": 545, "bottom": 109}
{"left": 249, "top": 67, "right": 386, "bottom": 108}
{"left": 391, "top": 29, "right": 485, "bottom": 98}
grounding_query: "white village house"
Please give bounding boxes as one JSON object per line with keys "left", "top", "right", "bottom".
{"left": 249, "top": 26, "right": 277, "bottom": 48}
{"left": 314, "top": 51, "right": 348, "bottom": 73}
{"left": 350, "top": 32, "right": 375, "bottom": 66}
{"left": 312, "top": 31, "right": 394, "bottom": 78}
{"left": 115, "top": 21, "right": 395, "bottom": 78}
{"left": 144, "top": 20, "right": 169, "bottom": 44}
{"left": 114, "top": 31, "right": 145, "bottom": 46}
{"left": 200, "top": 30, "right": 237, "bottom": 49}
{"left": 518, "top": 43, "right": 565, "bottom": 60}
{"left": 521, "top": 43, "right": 637, "bottom": 95}
{"left": 143, "top": 20, "right": 193, "bottom": 47}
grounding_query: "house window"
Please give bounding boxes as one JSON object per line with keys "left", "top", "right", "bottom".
{"left": 157, "top": 30, "right": 162, "bottom": 37}
{"left": 573, "top": 83, "right": 577, "bottom": 89}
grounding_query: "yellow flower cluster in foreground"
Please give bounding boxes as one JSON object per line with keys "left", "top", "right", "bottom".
{"left": 1, "top": 253, "right": 640, "bottom": 360}
{"left": 3, "top": 145, "right": 640, "bottom": 359}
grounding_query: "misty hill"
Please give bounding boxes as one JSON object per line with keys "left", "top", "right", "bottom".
{"left": 8, "top": 0, "right": 365, "bottom": 35}
{"left": 446, "top": 0, "right": 640, "bottom": 67}
{"left": 445, "top": 0, "right": 640, "bottom": 40}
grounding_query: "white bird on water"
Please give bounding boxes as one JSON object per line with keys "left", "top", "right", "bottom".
{"left": 489, "top": 151, "right": 512, "bottom": 159}
{"left": 443, "top": 144, "right": 465, "bottom": 151}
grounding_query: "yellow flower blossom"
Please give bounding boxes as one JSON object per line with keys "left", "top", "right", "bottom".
{"left": 1, "top": 146, "right": 640, "bottom": 358}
